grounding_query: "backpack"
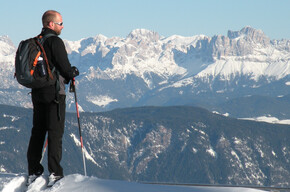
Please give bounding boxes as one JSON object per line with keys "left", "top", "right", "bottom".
{"left": 15, "top": 34, "right": 57, "bottom": 89}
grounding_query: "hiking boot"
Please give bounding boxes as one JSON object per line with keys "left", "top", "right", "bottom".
{"left": 27, "top": 164, "right": 44, "bottom": 183}
{"left": 26, "top": 174, "right": 41, "bottom": 186}
{"left": 47, "top": 173, "right": 63, "bottom": 187}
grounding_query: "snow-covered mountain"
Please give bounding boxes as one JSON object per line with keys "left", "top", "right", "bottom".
{"left": 1, "top": 105, "right": 289, "bottom": 187}
{"left": 1, "top": 26, "right": 290, "bottom": 114}
{"left": 0, "top": 35, "right": 32, "bottom": 108}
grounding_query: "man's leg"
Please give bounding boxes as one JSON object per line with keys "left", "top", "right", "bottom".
{"left": 47, "top": 95, "right": 66, "bottom": 177}
{"left": 27, "top": 102, "right": 47, "bottom": 175}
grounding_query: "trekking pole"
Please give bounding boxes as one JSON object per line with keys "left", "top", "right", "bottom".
{"left": 40, "top": 137, "right": 48, "bottom": 163}
{"left": 70, "top": 77, "right": 87, "bottom": 176}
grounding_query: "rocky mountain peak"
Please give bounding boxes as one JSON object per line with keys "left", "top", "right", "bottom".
{"left": 0, "top": 35, "right": 16, "bottom": 56}
{"left": 127, "top": 29, "right": 160, "bottom": 42}
{"left": 227, "top": 26, "right": 270, "bottom": 45}
{"left": 0, "top": 35, "right": 14, "bottom": 46}
{"left": 208, "top": 26, "right": 271, "bottom": 58}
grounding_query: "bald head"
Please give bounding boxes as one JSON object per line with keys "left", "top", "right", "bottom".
{"left": 42, "top": 10, "right": 61, "bottom": 27}
{"left": 42, "top": 10, "right": 64, "bottom": 35}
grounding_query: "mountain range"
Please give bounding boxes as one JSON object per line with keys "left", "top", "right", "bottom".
{"left": 0, "top": 105, "right": 289, "bottom": 187}
{"left": 1, "top": 26, "right": 290, "bottom": 119}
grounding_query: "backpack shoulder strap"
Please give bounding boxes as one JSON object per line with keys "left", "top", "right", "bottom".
{"left": 34, "top": 33, "right": 57, "bottom": 80}
{"left": 37, "top": 33, "right": 57, "bottom": 45}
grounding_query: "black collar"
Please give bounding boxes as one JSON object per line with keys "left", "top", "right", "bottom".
{"left": 40, "top": 28, "right": 58, "bottom": 36}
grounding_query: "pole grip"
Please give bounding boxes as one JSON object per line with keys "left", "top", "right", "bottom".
{"left": 69, "top": 78, "right": 75, "bottom": 92}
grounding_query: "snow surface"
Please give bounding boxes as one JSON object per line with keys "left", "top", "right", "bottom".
{"left": 86, "top": 95, "right": 118, "bottom": 107}
{"left": 0, "top": 174, "right": 267, "bottom": 192}
{"left": 239, "top": 116, "right": 290, "bottom": 125}
{"left": 213, "top": 111, "right": 290, "bottom": 125}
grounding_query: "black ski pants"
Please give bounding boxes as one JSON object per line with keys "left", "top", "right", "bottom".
{"left": 27, "top": 87, "right": 66, "bottom": 177}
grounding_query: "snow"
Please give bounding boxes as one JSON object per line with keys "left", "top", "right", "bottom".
{"left": 206, "top": 148, "right": 217, "bottom": 158}
{"left": 0, "top": 126, "right": 17, "bottom": 131}
{"left": 212, "top": 111, "right": 229, "bottom": 117}
{"left": 86, "top": 95, "right": 118, "bottom": 107}
{"left": 70, "top": 134, "right": 99, "bottom": 166}
{"left": 0, "top": 174, "right": 267, "bottom": 192}
{"left": 240, "top": 116, "right": 290, "bottom": 125}
{"left": 213, "top": 110, "right": 290, "bottom": 125}
{"left": 159, "top": 77, "right": 195, "bottom": 91}
{"left": 3, "top": 114, "right": 20, "bottom": 122}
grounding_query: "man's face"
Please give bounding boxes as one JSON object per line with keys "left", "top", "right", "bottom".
{"left": 52, "top": 13, "right": 64, "bottom": 35}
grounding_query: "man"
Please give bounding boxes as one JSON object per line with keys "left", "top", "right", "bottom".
{"left": 27, "top": 10, "right": 79, "bottom": 187}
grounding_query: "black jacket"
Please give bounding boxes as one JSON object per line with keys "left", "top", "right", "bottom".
{"left": 34, "top": 28, "right": 76, "bottom": 96}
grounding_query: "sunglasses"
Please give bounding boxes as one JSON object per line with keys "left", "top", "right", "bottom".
{"left": 54, "top": 22, "right": 63, "bottom": 26}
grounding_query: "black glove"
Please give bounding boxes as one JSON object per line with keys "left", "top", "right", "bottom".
{"left": 72, "top": 66, "right": 79, "bottom": 77}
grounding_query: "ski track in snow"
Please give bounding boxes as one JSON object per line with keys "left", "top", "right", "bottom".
{"left": 0, "top": 174, "right": 267, "bottom": 192}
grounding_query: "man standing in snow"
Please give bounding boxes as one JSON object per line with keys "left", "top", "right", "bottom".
{"left": 27, "top": 10, "right": 79, "bottom": 187}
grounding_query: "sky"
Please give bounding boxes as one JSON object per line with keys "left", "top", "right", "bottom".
{"left": 1, "top": 0, "right": 290, "bottom": 45}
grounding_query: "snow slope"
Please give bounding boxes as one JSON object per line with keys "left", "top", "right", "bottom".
{"left": 0, "top": 174, "right": 266, "bottom": 192}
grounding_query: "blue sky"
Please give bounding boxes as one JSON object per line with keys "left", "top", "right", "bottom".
{"left": 1, "top": 0, "right": 290, "bottom": 45}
